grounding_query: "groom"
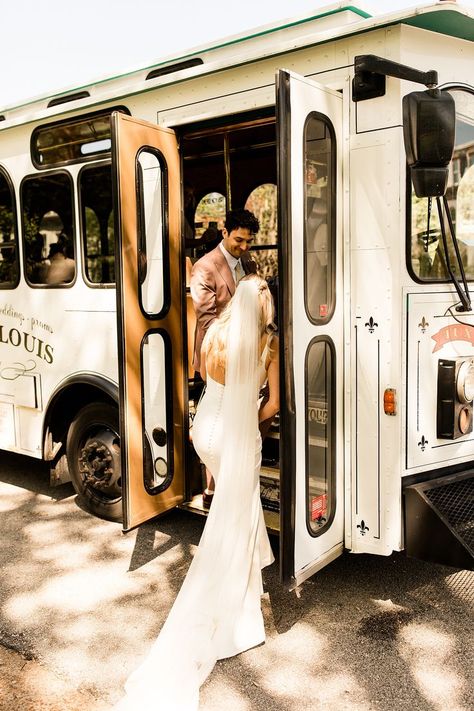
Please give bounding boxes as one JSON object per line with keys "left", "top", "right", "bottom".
{"left": 191, "top": 208, "right": 260, "bottom": 504}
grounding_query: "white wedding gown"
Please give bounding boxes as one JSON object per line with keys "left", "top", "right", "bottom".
{"left": 115, "top": 343, "right": 274, "bottom": 711}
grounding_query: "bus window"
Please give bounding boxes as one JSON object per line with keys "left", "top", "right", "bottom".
{"left": 0, "top": 168, "right": 19, "bottom": 289}
{"left": 79, "top": 164, "right": 115, "bottom": 285}
{"left": 22, "top": 172, "right": 75, "bottom": 286}
{"left": 31, "top": 107, "right": 129, "bottom": 169}
{"left": 194, "top": 192, "right": 226, "bottom": 240}
{"left": 306, "top": 337, "right": 335, "bottom": 536}
{"left": 245, "top": 183, "right": 278, "bottom": 280}
{"left": 137, "top": 149, "right": 168, "bottom": 317}
{"left": 304, "top": 113, "right": 335, "bottom": 324}
{"left": 410, "top": 87, "right": 474, "bottom": 281}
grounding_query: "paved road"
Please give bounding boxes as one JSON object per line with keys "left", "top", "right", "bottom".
{"left": 0, "top": 451, "right": 473, "bottom": 711}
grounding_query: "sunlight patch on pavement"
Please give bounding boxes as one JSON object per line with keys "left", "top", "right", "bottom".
{"left": 245, "top": 621, "right": 368, "bottom": 709}
{"left": 398, "top": 623, "right": 465, "bottom": 711}
{"left": 4, "top": 562, "right": 152, "bottom": 617}
{"left": 0, "top": 482, "right": 34, "bottom": 511}
{"left": 201, "top": 673, "right": 253, "bottom": 710}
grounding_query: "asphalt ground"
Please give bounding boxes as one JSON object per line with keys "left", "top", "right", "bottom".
{"left": 0, "top": 450, "right": 473, "bottom": 711}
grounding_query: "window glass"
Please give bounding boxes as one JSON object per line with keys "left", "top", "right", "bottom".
{"left": 0, "top": 169, "right": 19, "bottom": 288}
{"left": 194, "top": 192, "right": 226, "bottom": 239}
{"left": 306, "top": 338, "right": 335, "bottom": 536}
{"left": 22, "top": 172, "right": 75, "bottom": 286}
{"left": 244, "top": 183, "right": 278, "bottom": 280}
{"left": 410, "top": 88, "right": 474, "bottom": 281}
{"left": 32, "top": 109, "right": 128, "bottom": 168}
{"left": 184, "top": 191, "right": 227, "bottom": 261}
{"left": 304, "top": 113, "right": 335, "bottom": 323}
{"left": 181, "top": 130, "right": 226, "bottom": 250}
{"left": 142, "top": 331, "right": 172, "bottom": 494}
{"left": 137, "top": 149, "right": 167, "bottom": 317}
{"left": 79, "top": 164, "right": 115, "bottom": 284}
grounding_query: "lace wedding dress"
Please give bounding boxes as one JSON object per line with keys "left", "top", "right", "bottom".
{"left": 115, "top": 281, "right": 274, "bottom": 711}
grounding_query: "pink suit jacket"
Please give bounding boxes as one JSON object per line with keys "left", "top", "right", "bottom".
{"left": 190, "top": 244, "right": 256, "bottom": 372}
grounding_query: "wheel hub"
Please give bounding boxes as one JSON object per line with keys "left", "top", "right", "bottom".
{"left": 78, "top": 429, "right": 121, "bottom": 498}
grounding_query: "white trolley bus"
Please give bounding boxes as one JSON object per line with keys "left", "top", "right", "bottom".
{"left": 1, "top": 1, "right": 473, "bottom": 586}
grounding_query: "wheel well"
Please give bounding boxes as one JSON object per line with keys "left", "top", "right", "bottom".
{"left": 43, "top": 381, "right": 118, "bottom": 459}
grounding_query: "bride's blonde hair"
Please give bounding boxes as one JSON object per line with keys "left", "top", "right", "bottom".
{"left": 204, "top": 274, "right": 275, "bottom": 369}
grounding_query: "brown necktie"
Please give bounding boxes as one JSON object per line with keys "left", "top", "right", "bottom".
{"left": 235, "top": 260, "right": 244, "bottom": 283}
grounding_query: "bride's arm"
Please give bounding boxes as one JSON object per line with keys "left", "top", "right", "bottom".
{"left": 258, "top": 336, "right": 279, "bottom": 423}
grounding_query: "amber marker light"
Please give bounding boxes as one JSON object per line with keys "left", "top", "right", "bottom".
{"left": 384, "top": 388, "right": 396, "bottom": 416}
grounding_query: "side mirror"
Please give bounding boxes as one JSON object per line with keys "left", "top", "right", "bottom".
{"left": 403, "top": 89, "right": 455, "bottom": 197}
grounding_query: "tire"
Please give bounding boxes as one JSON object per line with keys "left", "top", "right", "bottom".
{"left": 66, "top": 402, "right": 122, "bottom": 522}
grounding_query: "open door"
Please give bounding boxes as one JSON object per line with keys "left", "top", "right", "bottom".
{"left": 112, "top": 113, "right": 185, "bottom": 531}
{"left": 277, "top": 70, "right": 344, "bottom": 587}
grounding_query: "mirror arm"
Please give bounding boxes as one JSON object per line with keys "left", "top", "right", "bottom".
{"left": 353, "top": 54, "right": 438, "bottom": 102}
{"left": 435, "top": 196, "right": 471, "bottom": 312}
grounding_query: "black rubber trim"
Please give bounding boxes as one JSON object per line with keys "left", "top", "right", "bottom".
{"left": 277, "top": 70, "right": 296, "bottom": 588}
{"left": 110, "top": 111, "right": 130, "bottom": 530}
{"left": 135, "top": 146, "right": 171, "bottom": 320}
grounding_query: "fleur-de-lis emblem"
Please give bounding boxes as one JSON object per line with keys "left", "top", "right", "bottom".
{"left": 365, "top": 317, "right": 378, "bottom": 333}
{"left": 418, "top": 317, "right": 429, "bottom": 333}
{"left": 357, "top": 520, "right": 370, "bottom": 535}
{"left": 418, "top": 435, "right": 428, "bottom": 451}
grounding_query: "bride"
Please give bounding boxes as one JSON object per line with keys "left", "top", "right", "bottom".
{"left": 115, "top": 274, "right": 279, "bottom": 710}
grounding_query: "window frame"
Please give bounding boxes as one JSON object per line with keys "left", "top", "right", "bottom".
{"left": 20, "top": 168, "right": 77, "bottom": 289}
{"left": 140, "top": 328, "right": 174, "bottom": 495}
{"left": 136, "top": 145, "right": 171, "bottom": 321}
{"left": 78, "top": 160, "right": 115, "bottom": 289}
{"left": 302, "top": 111, "right": 337, "bottom": 325}
{"left": 0, "top": 165, "right": 20, "bottom": 290}
{"left": 406, "top": 83, "right": 474, "bottom": 284}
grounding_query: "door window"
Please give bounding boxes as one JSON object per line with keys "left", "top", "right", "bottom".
{"left": 137, "top": 149, "right": 169, "bottom": 317}
{"left": 304, "top": 113, "right": 335, "bottom": 323}
{"left": 142, "top": 331, "right": 172, "bottom": 493}
{"left": 306, "top": 337, "right": 335, "bottom": 536}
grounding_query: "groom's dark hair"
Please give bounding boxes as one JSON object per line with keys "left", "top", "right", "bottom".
{"left": 225, "top": 209, "right": 259, "bottom": 235}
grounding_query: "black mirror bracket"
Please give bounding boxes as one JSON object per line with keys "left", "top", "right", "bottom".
{"left": 352, "top": 54, "right": 438, "bottom": 102}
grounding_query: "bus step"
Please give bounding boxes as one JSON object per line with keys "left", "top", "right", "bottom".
{"left": 404, "top": 470, "right": 474, "bottom": 570}
{"left": 260, "top": 472, "right": 280, "bottom": 513}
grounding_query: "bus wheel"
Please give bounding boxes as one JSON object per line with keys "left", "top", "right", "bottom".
{"left": 67, "top": 402, "right": 122, "bottom": 522}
